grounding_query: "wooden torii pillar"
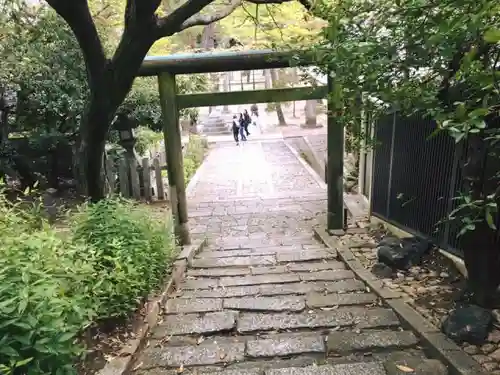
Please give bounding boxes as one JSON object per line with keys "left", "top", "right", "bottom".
{"left": 157, "top": 72, "right": 191, "bottom": 245}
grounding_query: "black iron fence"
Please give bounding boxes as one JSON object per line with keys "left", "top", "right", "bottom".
{"left": 371, "top": 112, "right": 499, "bottom": 258}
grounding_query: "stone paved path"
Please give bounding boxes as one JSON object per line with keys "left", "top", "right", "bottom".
{"left": 133, "top": 140, "right": 446, "bottom": 375}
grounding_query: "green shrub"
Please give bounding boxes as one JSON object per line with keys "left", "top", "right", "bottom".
{"left": 0, "top": 190, "right": 175, "bottom": 374}
{"left": 0, "top": 196, "right": 95, "bottom": 375}
{"left": 134, "top": 127, "right": 163, "bottom": 156}
{"left": 71, "top": 197, "right": 176, "bottom": 319}
{"left": 183, "top": 135, "right": 207, "bottom": 184}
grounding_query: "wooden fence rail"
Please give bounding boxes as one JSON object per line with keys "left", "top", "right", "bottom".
{"left": 104, "top": 155, "right": 166, "bottom": 201}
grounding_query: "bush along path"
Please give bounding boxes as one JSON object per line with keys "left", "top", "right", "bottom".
{"left": 129, "top": 140, "right": 449, "bottom": 375}
{"left": 0, "top": 193, "right": 176, "bottom": 375}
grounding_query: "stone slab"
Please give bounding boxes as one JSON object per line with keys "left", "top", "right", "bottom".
{"left": 177, "top": 280, "right": 366, "bottom": 299}
{"left": 221, "top": 356, "right": 322, "bottom": 373}
{"left": 199, "top": 249, "right": 278, "bottom": 258}
{"left": 175, "top": 285, "right": 260, "bottom": 299}
{"left": 298, "top": 270, "right": 355, "bottom": 282}
{"left": 265, "top": 362, "right": 386, "bottom": 375}
{"left": 187, "top": 268, "right": 251, "bottom": 277}
{"left": 287, "top": 262, "right": 345, "bottom": 272}
{"left": 224, "top": 296, "right": 305, "bottom": 312}
{"left": 138, "top": 369, "right": 262, "bottom": 375}
{"left": 192, "top": 255, "right": 276, "bottom": 268}
{"left": 349, "top": 307, "right": 401, "bottom": 329}
{"left": 219, "top": 273, "right": 300, "bottom": 287}
{"left": 213, "top": 238, "right": 312, "bottom": 249}
{"left": 238, "top": 307, "right": 401, "bottom": 333}
{"left": 139, "top": 341, "right": 245, "bottom": 368}
{"left": 182, "top": 278, "right": 219, "bottom": 290}
{"left": 306, "top": 293, "right": 378, "bottom": 308}
{"left": 178, "top": 280, "right": 366, "bottom": 298}
{"left": 258, "top": 280, "right": 366, "bottom": 297}
{"left": 165, "top": 298, "right": 223, "bottom": 314}
{"left": 153, "top": 312, "right": 237, "bottom": 337}
{"left": 237, "top": 310, "right": 349, "bottom": 333}
{"left": 327, "top": 330, "right": 418, "bottom": 353}
{"left": 382, "top": 352, "right": 448, "bottom": 375}
{"left": 198, "top": 370, "right": 262, "bottom": 375}
{"left": 247, "top": 334, "right": 325, "bottom": 358}
{"left": 250, "top": 265, "right": 290, "bottom": 275}
{"left": 277, "top": 250, "right": 336, "bottom": 263}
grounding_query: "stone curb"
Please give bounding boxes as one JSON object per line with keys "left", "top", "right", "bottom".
{"left": 96, "top": 237, "right": 207, "bottom": 375}
{"left": 283, "top": 139, "right": 327, "bottom": 190}
{"left": 303, "top": 135, "right": 327, "bottom": 181}
{"left": 313, "top": 226, "right": 487, "bottom": 375}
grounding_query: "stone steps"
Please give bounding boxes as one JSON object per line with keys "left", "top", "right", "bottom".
{"left": 132, "top": 235, "right": 447, "bottom": 375}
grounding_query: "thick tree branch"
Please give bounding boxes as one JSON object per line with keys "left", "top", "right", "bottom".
{"left": 157, "top": 0, "right": 312, "bottom": 37}
{"left": 156, "top": 0, "right": 216, "bottom": 37}
{"left": 437, "top": 40, "right": 493, "bottom": 107}
{"left": 179, "top": 0, "right": 242, "bottom": 31}
{"left": 124, "top": 0, "right": 162, "bottom": 29}
{"left": 45, "top": 0, "right": 106, "bottom": 91}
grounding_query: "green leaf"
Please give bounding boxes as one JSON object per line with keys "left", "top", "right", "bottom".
{"left": 58, "top": 332, "right": 76, "bottom": 343}
{"left": 0, "top": 345, "right": 19, "bottom": 357}
{"left": 14, "top": 357, "right": 33, "bottom": 368}
{"left": 486, "top": 211, "right": 497, "bottom": 230}
{"left": 484, "top": 29, "right": 500, "bottom": 43}
{"left": 468, "top": 108, "right": 489, "bottom": 118}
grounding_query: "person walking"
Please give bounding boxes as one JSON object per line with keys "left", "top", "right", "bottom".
{"left": 243, "top": 109, "right": 251, "bottom": 136}
{"left": 251, "top": 103, "right": 259, "bottom": 117}
{"left": 232, "top": 114, "right": 240, "bottom": 145}
{"left": 238, "top": 113, "right": 247, "bottom": 142}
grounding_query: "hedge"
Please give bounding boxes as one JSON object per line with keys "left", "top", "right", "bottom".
{"left": 0, "top": 192, "right": 175, "bottom": 375}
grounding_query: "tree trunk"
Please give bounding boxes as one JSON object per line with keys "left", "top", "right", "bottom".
{"left": 223, "top": 72, "right": 230, "bottom": 113}
{"left": 201, "top": 24, "right": 215, "bottom": 49}
{"left": 264, "top": 69, "right": 272, "bottom": 89}
{"left": 209, "top": 73, "right": 219, "bottom": 114}
{"left": 270, "top": 69, "right": 286, "bottom": 126}
{"left": 461, "top": 132, "right": 500, "bottom": 308}
{"left": 304, "top": 100, "right": 317, "bottom": 127}
{"left": 291, "top": 68, "right": 299, "bottom": 118}
{"left": 76, "top": 24, "right": 156, "bottom": 202}
{"left": 77, "top": 100, "right": 111, "bottom": 201}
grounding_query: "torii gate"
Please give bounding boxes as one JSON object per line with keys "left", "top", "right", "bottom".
{"left": 138, "top": 49, "right": 344, "bottom": 245}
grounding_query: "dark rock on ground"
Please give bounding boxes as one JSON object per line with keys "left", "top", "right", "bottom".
{"left": 442, "top": 305, "right": 493, "bottom": 345}
{"left": 371, "top": 262, "right": 393, "bottom": 278}
{"left": 377, "top": 236, "right": 432, "bottom": 270}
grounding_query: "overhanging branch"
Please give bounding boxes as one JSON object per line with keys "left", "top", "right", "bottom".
{"left": 179, "top": 0, "right": 242, "bottom": 31}
{"left": 156, "top": 0, "right": 313, "bottom": 37}
{"left": 124, "top": 0, "right": 161, "bottom": 29}
{"left": 156, "top": 0, "right": 216, "bottom": 37}
{"left": 45, "top": 0, "right": 106, "bottom": 90}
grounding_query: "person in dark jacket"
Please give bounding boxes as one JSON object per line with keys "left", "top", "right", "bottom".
{"left": 243, "top": 109, "right": 251, "bottom": 136}
{"left": 238, "top": 113, "right": 247, "bottom": 142}
{"left": 232, "top": 115, "right": 240, "bottom": 145}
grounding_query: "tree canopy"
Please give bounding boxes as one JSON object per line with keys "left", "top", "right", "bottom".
{"left": 311, "top": 0, "right": 500, "bottom": 305}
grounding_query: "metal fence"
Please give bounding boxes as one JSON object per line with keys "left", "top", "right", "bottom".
{"left": 371, "top": 112, "right": 499, "bottom": 257}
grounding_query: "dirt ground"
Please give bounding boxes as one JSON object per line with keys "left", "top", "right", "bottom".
{"left": 342, "top": 223, "right": 500, "bottom": 373}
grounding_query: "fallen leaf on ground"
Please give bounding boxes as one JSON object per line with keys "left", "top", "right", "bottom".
{"left": 132, "top": 362, "right": 143, "bottom": 371}
{"left": 396, "top": 364, "right": 414, "bottom": 373}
